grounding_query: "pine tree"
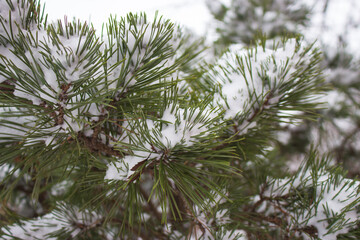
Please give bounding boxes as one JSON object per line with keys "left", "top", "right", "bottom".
{"left": 206, "top": 0, "right": 360, "bottom": 239}
{"left": 0, "top": 0, "right": 359, "bottom": 239}
{"left": 206, "top": 0, "right": 360, "bottom": 177}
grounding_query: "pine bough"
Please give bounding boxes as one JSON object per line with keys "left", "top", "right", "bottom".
{"left": 0, "top": 0, "right": 359, "bottom": 239}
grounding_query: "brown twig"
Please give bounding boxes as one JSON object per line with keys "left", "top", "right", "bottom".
{"left": 78, "top": 132, "right": 123, "bottom": 157}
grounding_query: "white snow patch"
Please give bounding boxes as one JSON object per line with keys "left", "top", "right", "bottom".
{"left": 264, "top": 168, "right": 360, "bottom": 240}
{"left": 1, "top": 205, "right": 101, "bottom": 239}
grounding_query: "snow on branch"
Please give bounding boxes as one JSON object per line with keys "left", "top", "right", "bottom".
{"left": 1, "top": 203, "right": 103, "bottom": 240}
{"left": 210, "top": 38, "right": 322, "bottom": 135}
{"left": 105, "top": 103, "right": 217, "bottom": 181}
{"left": 254, "top": 157, "right": 360, "bottom": 239}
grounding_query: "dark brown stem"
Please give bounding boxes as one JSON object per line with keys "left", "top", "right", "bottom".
{"left": 78, "top": 132, "right": 123, "bottom": 157}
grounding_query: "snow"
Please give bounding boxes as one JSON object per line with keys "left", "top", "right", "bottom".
{"left": 0, "top": 18, "right": 109, "bottom": 146}
{"left": 104, "top": 159, "right": 129, "bottom": 181}
{"left": 1, "top": 204, "right": 102, "bottom": 239}
{"left": 2, "top": 212, "right": 70, "bottom": 239}
{"left": 124, "top": 152, "right": 155, "bottom": 177}
{"left": 0, "top": 107, "right": 37, "bottom": 143}
{"left": 153, "top": 104, "right": 210, "bottom": 148}
{"left": 2, "top": 1, "right": 358, "bottom": 238}
{"left": 213, "top": 39, "right": 306, "bottom": 124}
{"left": 105, "top": 151, "right": 153, "bottom": 181}
{"left": 212, "top": 44, "right": 265, "bottom": 119}
{"left": 188, "top": 191, "right": 248, "bottom": 240}
{"left": 0, "top": 163, "right": 19, "bottom": 180}
{"left": 105, "top": 104, "right": 213, "bottom": 181}
{"left": 0, "top": 0, "right": 34, "bottom": 40}
{"left": 263, "top": 168, "right": 360, "bottom": 239}
{"left": 1, "top": 0, "right": 210, "bottom": 152}
{"left": 101, "top": 16, "right": 184, "bottom": 91}
{"left": 221, "top": 229, "right": 247, "bottom": 240}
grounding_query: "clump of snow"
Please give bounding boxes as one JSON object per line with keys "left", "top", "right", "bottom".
{"left": 1, "top": 21, "right": 107, "bottom": 146}
{"left": 105, "top": 104, "right": 215, "bottom": 181}
{"left": 105, "top": 151, "right": 153, "bottom": 181}
{"left": 260, "top": 167, "right": 360, "bottom": 239}
{"left": 189, "top": 191, "right": 248, "bottom": 240}
{"left": 149, "top": 104, "right": 212, "bottom": 148}
{"left": 212, "top": 44, "right": 265, "bottom": 119}
{"left": 0, "top": 0, "right": 35, "bottom": 40}
{"left": 0, "top": 107, "right": 37, "bottom": 143}
{"left": 1, "top": 11, "right": 197, "bottom": 151}
{"left": 213, "top": 39, "right": 306, "bottom": 125}
{"left": 102, "top": 16, "right": 181, "bottom": 92}
{"left": 1, "top": 203, "right": 102, "bottom": 239}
